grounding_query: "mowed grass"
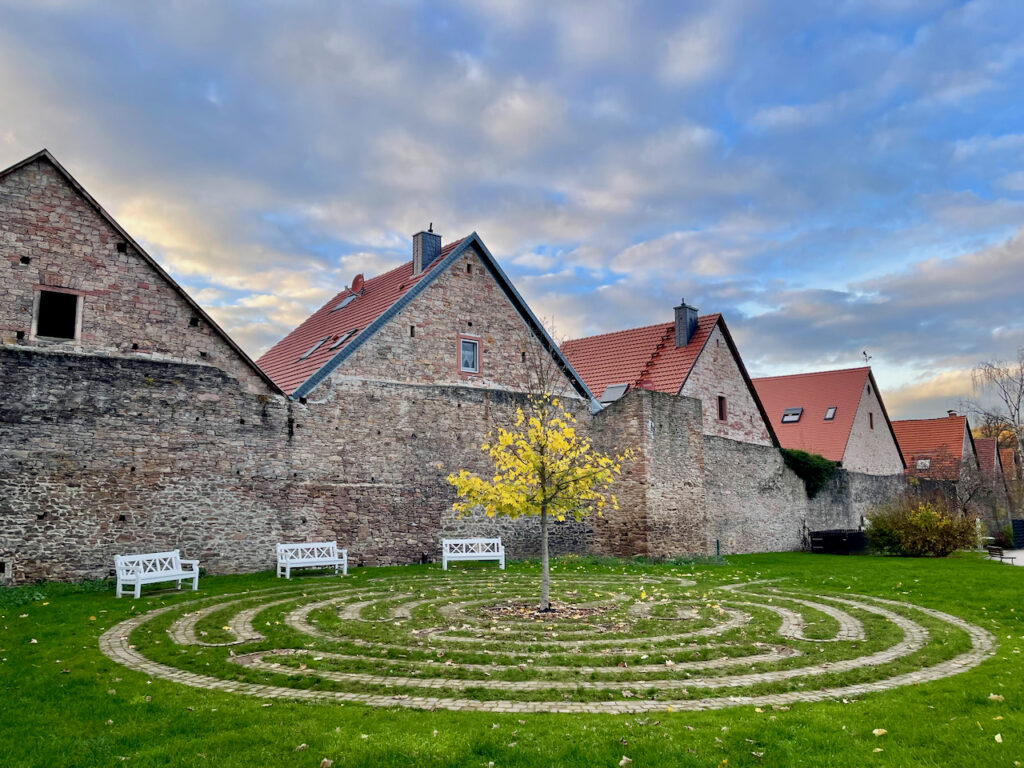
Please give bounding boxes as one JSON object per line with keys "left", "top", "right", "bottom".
{"left": 1, "top": 552, "right": 1022, "bottom": 768}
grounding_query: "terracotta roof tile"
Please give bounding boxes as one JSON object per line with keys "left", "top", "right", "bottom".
{"left": 751, "top": 368, "right": 870, "bottom": 463}
{"left": 257, "top": 239, "right": 463, "bottom": 395}
{"left": 891, "top": 415, "right": 969, "bottom": 481}
{"left": 975, "top": 437, "right": 999, "bottom": 477}
{"left": 561, "top": 315, "right": 719, "bottom": 399}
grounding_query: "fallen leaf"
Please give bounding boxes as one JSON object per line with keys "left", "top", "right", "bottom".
{"left": 995, "top": 734, "right": 1003, "bottom": 744}
{"left": 619, "top": 757, "right": 633, "bottom": 767}
{"left": 989, "top": 693, "right": 1005, "bottom": 702}
{"left": 872, "top": 729, "right": 887, "bottom": 737}
{"left": 320, "top": 760, "right": 333, "bottom": 768}
{"left": 295, "top": 744, "right": 308, "bottom": 751}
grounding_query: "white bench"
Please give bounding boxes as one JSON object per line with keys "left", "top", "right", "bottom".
{"left": 114, "top": 550, "right": 199, "bottom": 599}
{"left": 276, "top": 541, "right": 348, "bottom": 579}
{"left": 442, "top": 538, "right": 505, "bottom": 570}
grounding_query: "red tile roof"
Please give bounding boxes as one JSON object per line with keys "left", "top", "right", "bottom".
{"left": 891, "top": 415, "right": 970, "bottom": 481}
{"left": 257, "top": 239, "right": 463, "bottom": 394}
{"left": 561, "top": 315, "right": 720, "bottom": 398}
{"left": 1000, "top": 447, "right": 1017, "bottom": 482}
{"left": 975, "top": 437, "right": 999, "bottom": 477}
{"left": 751, "top": 368, "right": 871, "bottom": 463}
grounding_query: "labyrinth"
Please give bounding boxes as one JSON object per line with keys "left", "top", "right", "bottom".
{"left": 99, "top": 568, "right": 995, "bottom": 714}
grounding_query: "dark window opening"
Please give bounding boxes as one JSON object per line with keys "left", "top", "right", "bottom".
{"left": 20, "top": 255, "right": 30, "bottom": 265}
{"left": 131, "top": 342, "right": 139, "bottom": 350}
{"left": 521, "top": 350, "right": 526, "bottom": 363}
{"left": 717, "top": 396, "right": 728, "bottom": 421}
{"left": 36, "top": 512, "right": 46, "bottom": 520}
{"left": 869, "top": 412, "right": 874, "bottom": 429}
{"left": 867, "top": 384, "right": 872, "bottom": 395}
{"left": 199, "top": 350, "right": 208, "bottom": 359}
{"left": 410, "top": 326, "right": 415, "bottom": 338}
{"left": 781, "top": 407, "right": 803, "bottom": 424}
{"left": 16, "top": 331, "right": 25, "bottom": 340}
{"left": 116, "top": 242, "right": 127, "bottom": 253}
{"left": 0, "top": 561, "right": 5, "bottom": 574}
{"left": 117, "top": 514, "right": 127, "bottom": 522}
{"left": 36, "top": 290, "right": 78, "bottom": 339}
{"left": 189, "top": 316, "right": 200, "bottom": 327}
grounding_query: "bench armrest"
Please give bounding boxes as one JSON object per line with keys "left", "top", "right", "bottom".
{"left": 180, "top": 559, "right": 200, "bottom": 568}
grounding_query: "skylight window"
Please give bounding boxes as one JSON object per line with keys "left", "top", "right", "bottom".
{"left": 299, "top": 336, "right": 331, "bottom": 360}
{"left": 330, "top": 329, "right": 358, "bottom": 349}
{"left": 331, "top": 294, "right": 357, "bottom": 312}
{"left": 916, "top": 458, "right": 931, "bottom": 470}
{"left": 781, "top": 407, "right": 803, "bottom": 424}
{"left": 824, "top": 406, "right": 837, "bottom": 421}
{"left": 599, "top": 383, "right": 629, "bottom": 404}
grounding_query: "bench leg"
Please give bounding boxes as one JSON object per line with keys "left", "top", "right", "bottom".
{"left": 500, "top": 555, "right": 505, "bottom": 570}
{"left": 192, "top": 573, "right": 199, "bottom": 591}
{"left": 443, "top": 557, "right": 448, "bottom": 570}
{"left": 116, "top": 579, "right": 123, "bottom": 598}
{"left": 134, "top": 582, "right": 141, "bottom": 600}
{"left": 176, "top": 579, "right": 183, "bottom": 590}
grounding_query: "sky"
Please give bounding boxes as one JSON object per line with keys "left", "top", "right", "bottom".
{"left": 2, "top": 0, "right": 1023, "bottom": 418}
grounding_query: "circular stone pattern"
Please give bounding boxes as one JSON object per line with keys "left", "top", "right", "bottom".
{"left": 99, "top": 571, "right": 995, "bottom": 714}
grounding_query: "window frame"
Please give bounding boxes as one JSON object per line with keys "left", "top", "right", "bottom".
{"left": 31, "top": 286, "right": 83, "bottom": 342}
{"left": 781, "top": 407, "right": 803, "bottom": 424}
{"left": 458, "top": 335, "right": 480, "bottom": 375}
{"left": 824, "top": 406, "right": 837, "bottom": 421}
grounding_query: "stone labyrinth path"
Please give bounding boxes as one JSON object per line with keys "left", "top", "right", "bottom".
{"left": 99, "top": 569, "right": 994, "bottom": 714}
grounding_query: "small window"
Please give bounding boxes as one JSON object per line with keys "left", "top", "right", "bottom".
{"left": 824, "top": 406, "right": 837, "bottom": 421}
{"left": 717, "top": 396, "right": 727, "bottom": 421}
{"left": 329, "top": 329, "right": 358, "bottom": 349}
{"left": 36, "top": 290, "right": 78, "bottom": 339}
{"left": 869, "top": 412, "right": 874, "bottom": 429}
{"left": 916, "top": 458, "right": 931, "bottom": 470}
{"left": 299, "top": 336, "right": 331, "bottom": 360}
{"left": 466, "top": 263, "right": 472, "bottom": 274}
{"left": 409, "top": 325, "right": 415, "bottom": 338}
{"left": 460, "top": 338, "right": 479, "bottom": 373}
{"left": 867, "top": 384, "right": 872, "bottom": 395}
{"left": 781, "top": 407, "right": 803, "bottom": 424}
{"left": 331, "top": 294, "right": 356, "bottom": 312}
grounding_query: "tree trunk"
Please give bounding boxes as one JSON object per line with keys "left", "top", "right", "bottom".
{"left": 540, "top": 503, "right": 550, "bottom": 612}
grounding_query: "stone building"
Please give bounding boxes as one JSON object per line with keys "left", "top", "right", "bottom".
{"left": 751, "top": 367, "right": 905, "bottom": 476}
{"left": 0, "top": 150, "right": 904, "bottom": 583}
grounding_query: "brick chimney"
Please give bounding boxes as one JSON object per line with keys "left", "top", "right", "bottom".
{"left": 947, "top": 409, "right": 958, "bottom": 418}
{"left": 412, "top": 227, "right": 442, "bottom": 276}
{"left": 674, "top": 299, "right": 699, "bottom": 347}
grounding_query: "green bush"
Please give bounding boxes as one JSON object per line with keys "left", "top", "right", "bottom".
{"left": 866, "top": 496, "right": 979, "bottom": 557}
{"left": 781, "top": 449, "right": 838, "bottom": 498}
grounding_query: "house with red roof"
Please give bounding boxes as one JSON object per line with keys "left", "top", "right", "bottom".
{"left": 1000, "top": 447, "right": 1019, "bottom": 483}
{"left": 751, "top": 368, "right": 904, "bottom": 476}
{"left": 562, "top": 301, "right": 775, "bottom": 446}
{"left": 257, "top": 230, "right": 592, "bottom": 403}
{"left": 891, "top": 412, "right": 979, "bottom": 482}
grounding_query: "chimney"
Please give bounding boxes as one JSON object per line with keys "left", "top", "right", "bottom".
{"left": 947, "top": 409, "right": 958, "bottom": 418}
{"left": 412, "top": 226, "right": 442, "bottom": 276}
{"left": 674, "top": 299, "right": 699, "bottom": 347}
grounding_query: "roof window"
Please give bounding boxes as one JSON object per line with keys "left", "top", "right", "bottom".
{"left": 781, "top": 407, "right": 803, "bottom": 424}
{"left": 916, "top": 458, "right": 931, "bottom": 470}
{"left": 329, "top": 329, "right": 358, "bottom": 349}
{"left": 824, "top": 406, "right": 837, "bottom": 421}
{"left": 299, "top": 336, "right": 331, "bottom": 360}
{"left": 331, "top": 294, "right": 357, "bottom": 312}
{"left": 600, "top": 383, "right": 629, "bottom": 404}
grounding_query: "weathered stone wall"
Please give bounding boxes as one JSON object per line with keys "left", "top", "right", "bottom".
{"left": 807, "top": 470, "right": 906, "bottom": 530}
{"left": 0, "top": 157, "right": 270, "bottom": 393}
{"left": 679, "top": 324, "right": 772, "bottom": 446}
{"left": 842, "top": 381, "right": 905, "bottom": 475}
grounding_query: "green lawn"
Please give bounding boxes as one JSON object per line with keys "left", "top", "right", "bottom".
{"left": 1, "top": 552, "right": 1021, "bottom": 767}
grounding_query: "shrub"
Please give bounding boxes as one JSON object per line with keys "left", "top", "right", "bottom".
{"left": 993, "top": 525, "right": 1015, "bottom": 549}
{"left": 781, "top": 449, "right": 838, "bottom": 498}
{"left": 866, "top": 496, "right": 979, "bottom": 557}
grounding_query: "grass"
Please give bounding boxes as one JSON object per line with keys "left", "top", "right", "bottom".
{"left": 1, "top": 551, "right": 1022, "bottom": 767}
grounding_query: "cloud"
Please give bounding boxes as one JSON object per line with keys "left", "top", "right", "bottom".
{"left": 660, "top": 5, "right": 739, "bottom": 86}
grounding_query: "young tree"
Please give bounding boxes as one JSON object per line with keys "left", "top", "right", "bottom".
{"left": 448, "top": 393, "right": 632, "bottom": 611}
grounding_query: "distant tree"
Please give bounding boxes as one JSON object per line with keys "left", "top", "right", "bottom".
{"left": 448, "top": 393, "right": 633, "bottom": 611}
{"left": 966, "top": 349, "right": 1024, "bottom": 458}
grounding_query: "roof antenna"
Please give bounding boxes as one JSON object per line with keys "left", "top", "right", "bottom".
{"left": 428, "top": 222, "right": 433, "bottom": 233}
{"left": 862, "top": 350, "right": 872, "bottom": 364}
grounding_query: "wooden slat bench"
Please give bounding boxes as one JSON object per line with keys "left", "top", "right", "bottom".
{"left": 442, "top": 538, "right": 505, "bottom": 570}
{"left": 987, "top": 545, "right": 1016, "bottom": 564}
{"left": 114, "top": 550, "right": 199, "bottom": 599}
{"left": 276, "top": 541, "right": 348, "bottom": 579}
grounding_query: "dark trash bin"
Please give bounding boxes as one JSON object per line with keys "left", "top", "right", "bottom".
{"left": 809, "top": 529, "right": 867, "bottom": 555}
{"left": 1012, "top": 519, "right": 1024, "bottom": 549}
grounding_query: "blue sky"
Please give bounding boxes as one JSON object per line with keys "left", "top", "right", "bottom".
{"left": 2, "top": 0, "right": 1023, "bottom": 417}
